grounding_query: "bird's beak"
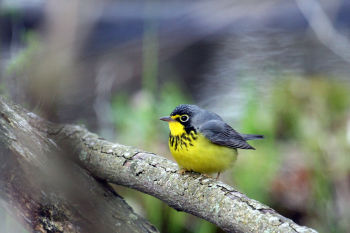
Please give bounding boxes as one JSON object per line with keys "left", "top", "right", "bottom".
{"left": 160, "top": 116, "right": 175, "bottom": 122}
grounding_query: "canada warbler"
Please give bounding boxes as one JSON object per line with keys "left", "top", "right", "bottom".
{"left": 160, "top": 104, "right": 263, "bottom": 177}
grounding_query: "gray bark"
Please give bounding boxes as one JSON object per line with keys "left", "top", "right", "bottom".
{"left": 0, "top": 96, "right": 318, "bottom": 233}
{"left": 0, "top": 97, "right": 158, "bottom": 233}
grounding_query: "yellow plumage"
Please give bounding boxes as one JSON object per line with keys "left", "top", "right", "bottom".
{"left": 168, "top": 121, "right": 237, "bottom": 173}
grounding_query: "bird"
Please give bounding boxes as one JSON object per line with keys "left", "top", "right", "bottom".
{"left": 160, "top": 104, "right": 263, "bottom": 179}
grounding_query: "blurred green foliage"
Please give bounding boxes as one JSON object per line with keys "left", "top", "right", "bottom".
{"left": 237, "top": 77, "right": 350, "bottom": 233}
{"left": 6, "top": 32, "right": 39, "bottom": 76}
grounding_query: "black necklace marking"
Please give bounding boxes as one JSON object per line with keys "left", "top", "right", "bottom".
{"left": 169, "top": 129, "right": 198, "bottom": 151}
{"left": 184, "top": 126, "right": 196, "bottom": 134}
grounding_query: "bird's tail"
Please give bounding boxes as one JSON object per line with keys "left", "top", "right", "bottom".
{"left": 241, "top": 134, "right": 264, "bottom": 140}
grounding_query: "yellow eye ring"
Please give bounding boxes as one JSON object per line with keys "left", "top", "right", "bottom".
{"left": 179, "top": 115, "right": 189, "bottom": 122}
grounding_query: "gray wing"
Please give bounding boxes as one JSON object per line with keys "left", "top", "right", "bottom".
{"left": 199, "top": 120, "right": 255, "bottom": 150}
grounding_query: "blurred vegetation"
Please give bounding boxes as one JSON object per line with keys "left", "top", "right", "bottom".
{"left": 238, "top": 78, "right": 350, "bottom": 233}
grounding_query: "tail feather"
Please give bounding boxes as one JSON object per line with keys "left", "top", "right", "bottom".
{"left": 241, "top": 134, "right": 264, "bottom": 141}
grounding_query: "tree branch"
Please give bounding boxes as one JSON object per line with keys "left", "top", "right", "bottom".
{"left": 0, "top": 96, "right": 318, "bottom": 233}
{"left": 50, "top": 122, "right": 318, "bottom": 232}
{"left": 0, "top": 97, "right": 158, "bottom": 233}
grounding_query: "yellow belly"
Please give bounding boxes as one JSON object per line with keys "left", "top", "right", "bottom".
{"left": 169, "top": 133, "right": 237, "bottom": 173}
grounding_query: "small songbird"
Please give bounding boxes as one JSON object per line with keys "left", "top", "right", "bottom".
{"left": 160, "top": 104, "right": 263, "bottom": 178}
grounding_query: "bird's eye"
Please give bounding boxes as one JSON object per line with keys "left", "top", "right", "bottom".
{"left": 180, "top": 115, "right": 189, "bottom": 122}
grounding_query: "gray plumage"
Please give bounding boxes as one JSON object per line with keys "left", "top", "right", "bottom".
{"left": 171, "top": 104, "right": 263, "bottom": 150}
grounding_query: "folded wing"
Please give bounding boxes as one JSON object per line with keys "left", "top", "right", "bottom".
{"left": 199, "top": 120, "right": 255, "bottom": 150}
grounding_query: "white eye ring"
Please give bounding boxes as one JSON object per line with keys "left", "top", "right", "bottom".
{"left": 180, "top": 115, "right": 189, "bottom": 122}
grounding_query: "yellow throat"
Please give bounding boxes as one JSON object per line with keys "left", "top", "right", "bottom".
{"left": 168, "top": 120, "right": 186, "bottom": 136}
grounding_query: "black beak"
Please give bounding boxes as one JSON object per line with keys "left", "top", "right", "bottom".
{"left": 160, "top": 116, "right": 175, "bottom": 122}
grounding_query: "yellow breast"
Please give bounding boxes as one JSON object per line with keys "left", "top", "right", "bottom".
{"left": 168, "top": 127, "right": 237, "bottom": 174}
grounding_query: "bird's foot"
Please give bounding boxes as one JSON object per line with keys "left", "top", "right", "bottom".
{"left": 200, "top": 173, "right": 220, "bottom": 180}
{"left": 178, "top": 168, "right": 189, "bottom": 175}
{"left": 201, "top": 173, "right": 213, "bottom": 179}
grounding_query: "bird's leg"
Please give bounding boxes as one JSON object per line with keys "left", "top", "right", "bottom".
{"left": 216, "top": 172, "right": 221, "bottom": 180}
{"left": 178, "top": 168, "right": 188, "bottom": 175}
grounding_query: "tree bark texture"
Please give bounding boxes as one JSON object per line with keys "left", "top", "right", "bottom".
{"left": 0, "top": 96, "right": 318, "bottom": 233}
{"left": 0, "top": 97, "right": 158, "bottom": 233}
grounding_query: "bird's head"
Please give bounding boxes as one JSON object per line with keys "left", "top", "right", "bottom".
{"left": 160, "top": 104, "right": 199, "bottom": 135}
